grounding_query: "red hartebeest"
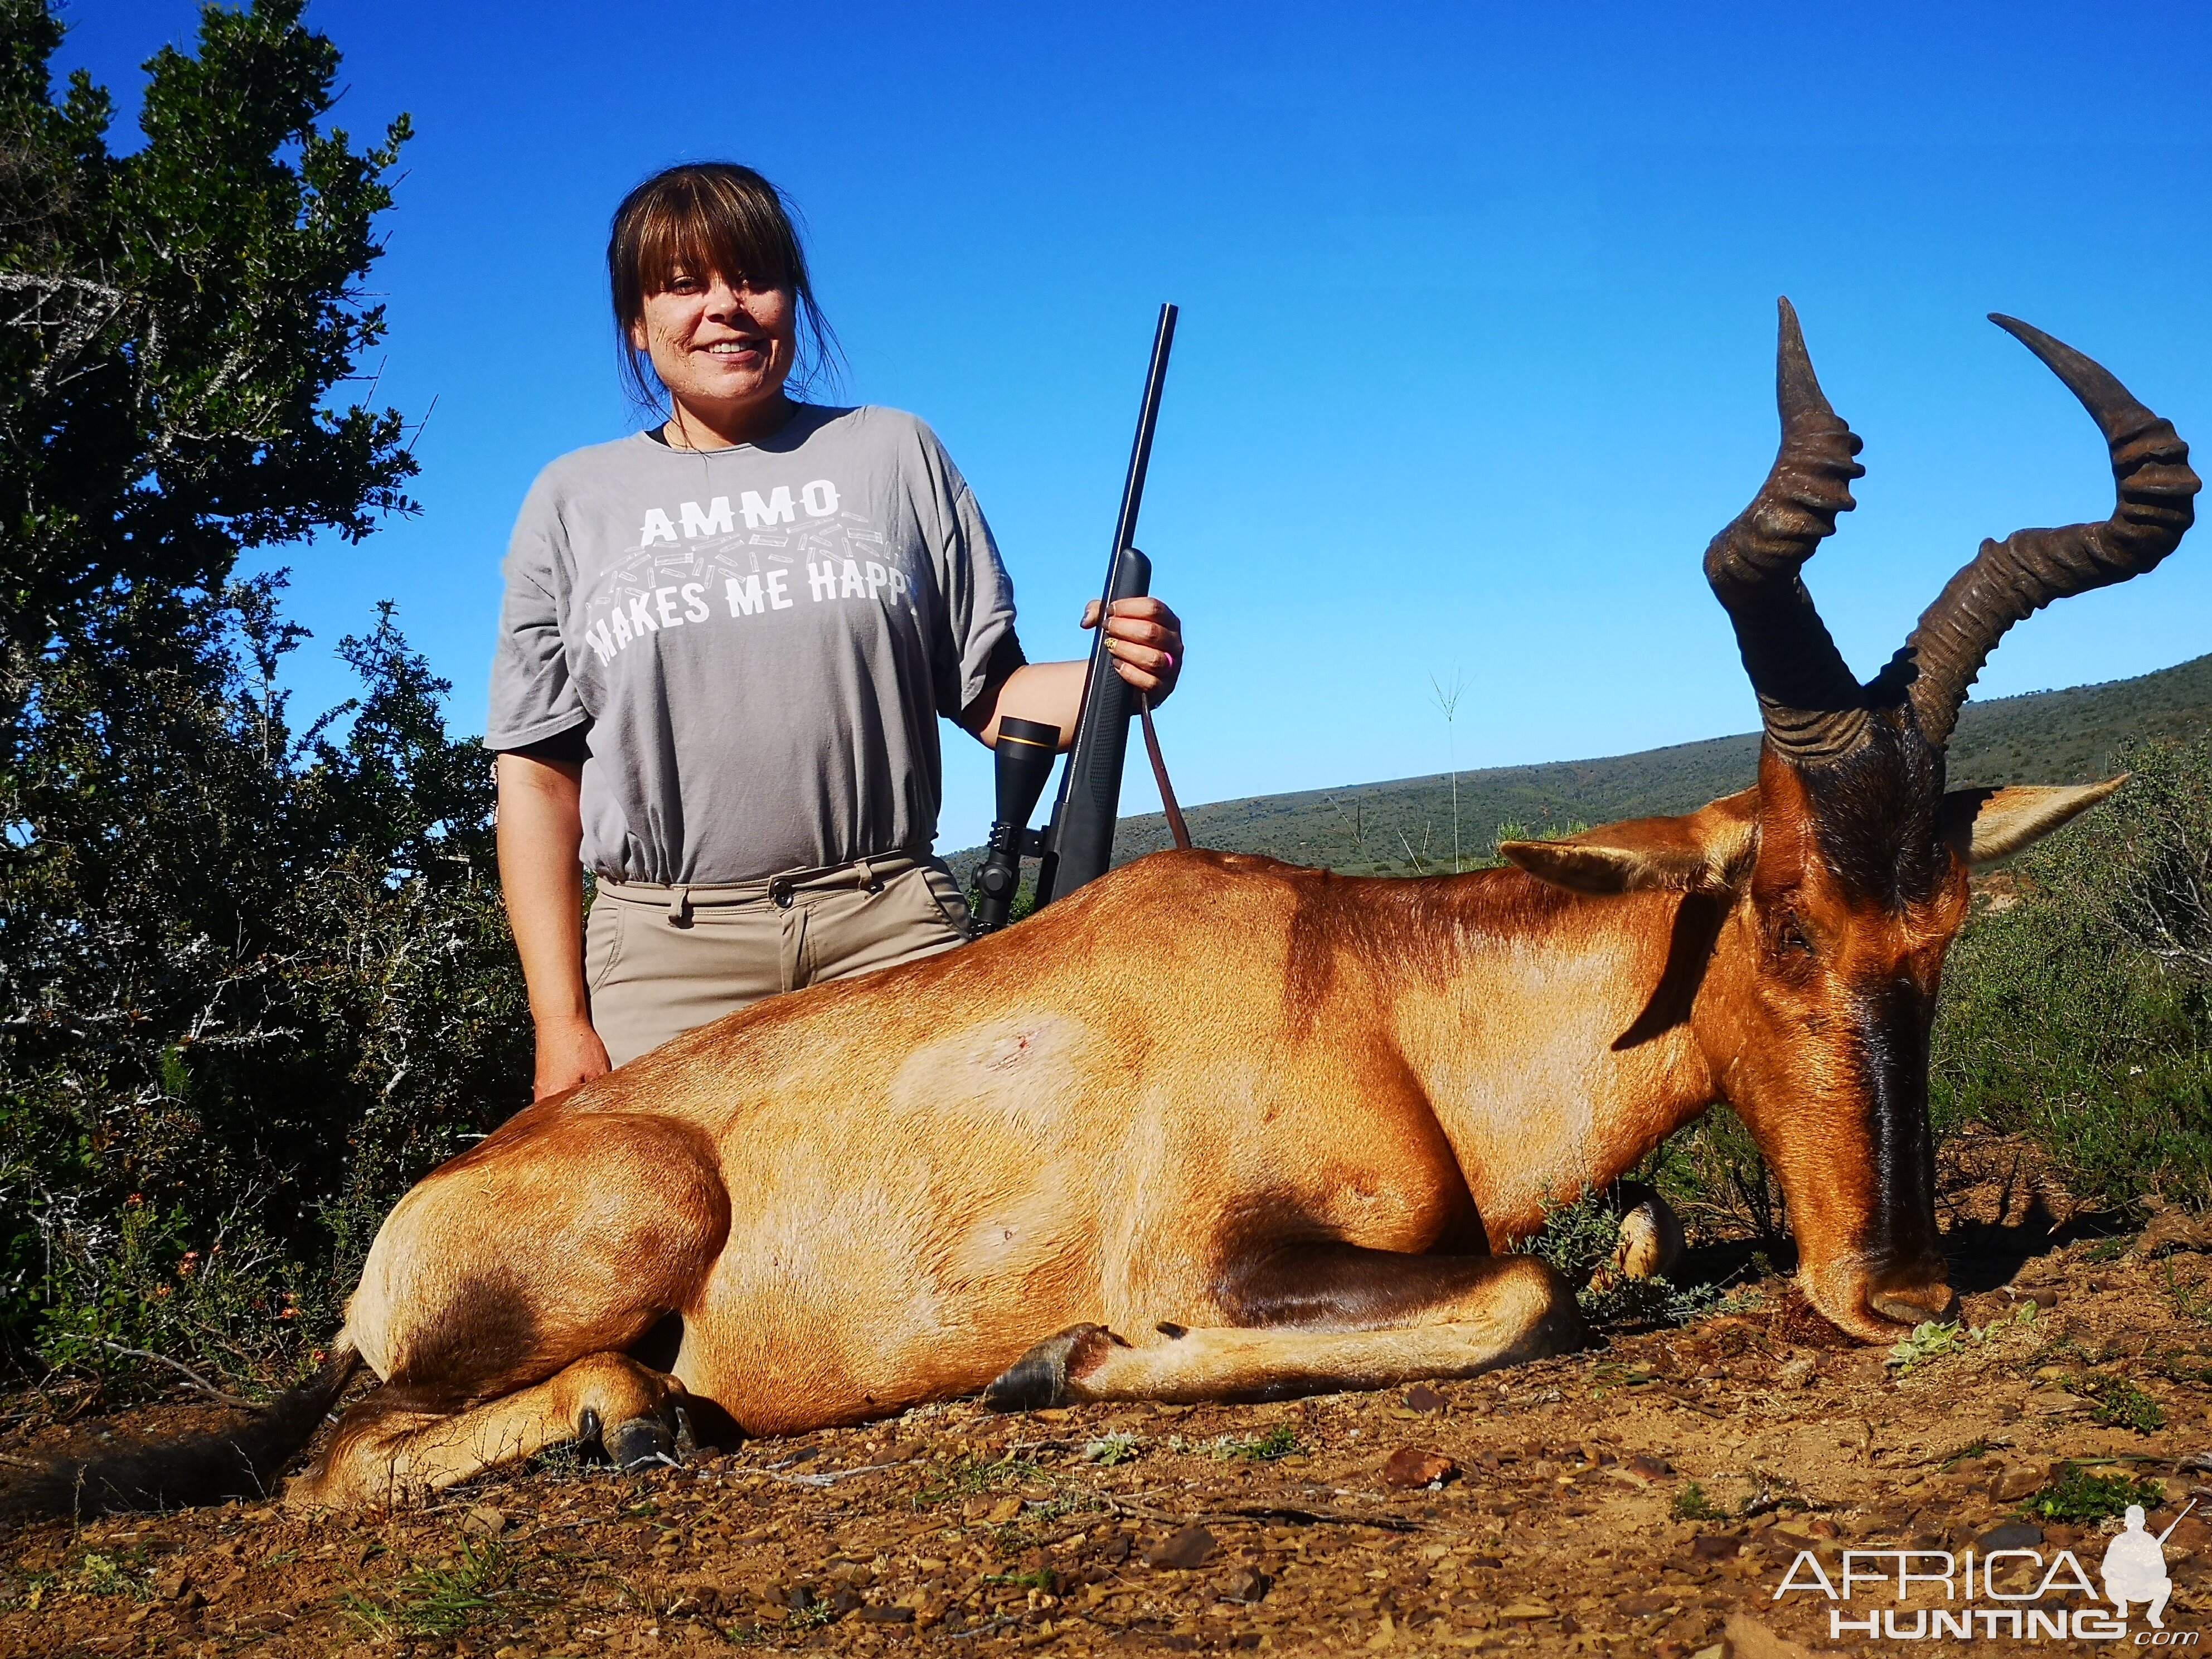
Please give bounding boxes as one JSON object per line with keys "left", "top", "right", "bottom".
{"left": 12, "top": 303, "right": 2195, "bottom": 1516}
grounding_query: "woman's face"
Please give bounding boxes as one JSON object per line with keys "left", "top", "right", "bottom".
{"left": 630, "top": 268, "right": 796, "bottom": 443}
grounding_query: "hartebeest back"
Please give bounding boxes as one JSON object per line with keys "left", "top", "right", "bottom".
{"left": 7, "top": 302, "right": 2194, "bottom": 1518}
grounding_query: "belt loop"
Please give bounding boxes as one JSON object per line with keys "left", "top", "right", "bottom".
{"left": 666, "top": 884, "right": 692, "bottom": 928}
{"left": 857, "top": 857, "right": 878, "bottom": 892}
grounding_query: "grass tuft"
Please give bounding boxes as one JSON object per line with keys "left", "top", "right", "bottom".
{"left": 1671, "top": 1482, "right": 1725, "bottom": 1522}
{"left": 340, "top": 1537, "right": 519, "bottom": 1639}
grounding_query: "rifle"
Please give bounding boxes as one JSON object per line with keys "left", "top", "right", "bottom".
{"left": 973, "top": 303, "right": 1177, "bottom": 934}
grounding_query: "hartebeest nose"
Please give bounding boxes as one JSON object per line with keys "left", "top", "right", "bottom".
{"left": 1866, "top": 1274, "right": 1957, "bottom": 1328}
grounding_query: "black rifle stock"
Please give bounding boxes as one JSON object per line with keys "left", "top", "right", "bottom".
{"left": 1034, "top": 303, "right": 1177, "bottom": 906}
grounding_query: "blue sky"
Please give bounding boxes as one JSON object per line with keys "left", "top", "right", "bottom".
{"left": 58, "top": 3, "right": 2212, "bottom": 852}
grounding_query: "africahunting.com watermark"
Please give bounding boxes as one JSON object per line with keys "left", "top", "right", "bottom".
{"left": 1773, "top": 1505, "right": 2196, "bottom": 1644}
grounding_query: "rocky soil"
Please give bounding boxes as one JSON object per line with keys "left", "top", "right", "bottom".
{"left": 7, "top": 1137, "right": 2212, "bottom": 1658}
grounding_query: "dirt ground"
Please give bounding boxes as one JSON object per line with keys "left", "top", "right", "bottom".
{"left": 8, "top": 1134, "right": 2212, "bottom": 1658}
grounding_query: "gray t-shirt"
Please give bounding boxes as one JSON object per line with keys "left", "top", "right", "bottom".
{"left": 487, "top": 404, "right": 1017, "bottom": 884}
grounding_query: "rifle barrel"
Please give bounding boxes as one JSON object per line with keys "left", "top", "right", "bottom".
{"left": 1036, "top": 303, "right": 1178, "bottom": 906}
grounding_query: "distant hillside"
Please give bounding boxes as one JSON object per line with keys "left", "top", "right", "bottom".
{"left": 949, "top": 652, "right": 2212, "bottom": 883}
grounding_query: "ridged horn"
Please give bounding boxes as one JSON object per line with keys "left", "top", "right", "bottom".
{"left": 1704, "top": 299, "right": 1871, "bottom": 766}
{"left": 1903, "top": 316, "right": 2199, "bottom": 750}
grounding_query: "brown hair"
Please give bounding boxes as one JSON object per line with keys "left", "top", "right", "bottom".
{"left": 607, "top": 163, "right": 843, "bottom": 410}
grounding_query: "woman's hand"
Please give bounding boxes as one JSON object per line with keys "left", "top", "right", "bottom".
{"left": 1081, "top": 595, "right": 1183, "bottom": 703}
{"left": 963, "top": 596, "right": 1187, "bottom": 748}
{"left": 532, "top": 1010, "right": 612, "bottom": 1100}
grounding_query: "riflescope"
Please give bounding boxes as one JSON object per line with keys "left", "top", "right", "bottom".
{"left": 973, "top": 716, "right": 1061, "bottom": 934}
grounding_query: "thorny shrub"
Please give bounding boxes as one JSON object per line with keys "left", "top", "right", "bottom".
{"left": 0, "top": 594, "right": 530, "bottom": 1393}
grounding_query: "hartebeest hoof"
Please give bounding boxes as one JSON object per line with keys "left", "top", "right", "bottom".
{"left": 984, "top": 1323, "right": 1124, "bottom": 1412}
{"left": 603, "top": 1413, "right": 678, "bottom": 1471}
{"left": 1611, "top": 1186, "right": 1685, "bottom": 1281}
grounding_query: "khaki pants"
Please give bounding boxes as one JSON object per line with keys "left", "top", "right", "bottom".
{"left": 585, "top": 855, "right": 973, "bottom": 1065}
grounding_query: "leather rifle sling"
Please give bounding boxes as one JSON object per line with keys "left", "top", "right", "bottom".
{"left": 1139, "top": 696, "right": 1192, "bottom": 852}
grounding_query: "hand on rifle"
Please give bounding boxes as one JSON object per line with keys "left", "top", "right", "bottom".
{"left": 1083, "top": 594, "right": 1183, "bottom": 703}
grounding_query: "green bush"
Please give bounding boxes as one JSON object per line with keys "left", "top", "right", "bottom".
{"left": 1517, "top": 1187, "right": 1733, "bottom": 1327}
{"left": 0, "top": 2, "right": 529, "bottom": 1395}
{"left": 1930, "top": 738, "right": 2212, "bottom": 1211}
{"left": 2022, "top": 1463, "right": 2167, "bottom": 1525}
{"left": 1, "top": 596, "right": 530, "bottom": 1390}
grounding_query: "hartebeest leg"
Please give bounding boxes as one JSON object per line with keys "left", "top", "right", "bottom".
{"left": 287, "top": 1351, "right": 683, "bottom": 1510}
{"left": 284, "top": 1108, "right": 732, "bottom": 1508}
{"left": 987, "top": 1250, "right": 1583, "bottom": 1409}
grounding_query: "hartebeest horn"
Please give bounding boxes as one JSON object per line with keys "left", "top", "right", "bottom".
{"left": 1902, "top": 317, "right": 2199, "bottom": 750}
{"left": 1704, "top": 299, "right": 1871, "bottom": 765}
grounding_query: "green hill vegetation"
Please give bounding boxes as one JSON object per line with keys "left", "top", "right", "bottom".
{"left": 956, "top": 652, "right": 2212, "bottom": 880}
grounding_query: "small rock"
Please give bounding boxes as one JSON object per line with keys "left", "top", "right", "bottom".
{"left": 1404, "top": 1384, "right": 1447, "bottom": 1414}
{"left": 461, "top": 1505, "right": 508, "bottom": 1537}
{"left": 1777, "top": 1356, "right": 1816, "bottom": 1389}
{"left": 1996, "top": 1465, "right": 2048, "bottom": 1501}
{"left": 1721, "top": 1613, "right": 1816, "bottom": 1659}
{"left": 1148, "top": 1524, "right": 1216, "bottom": 1570}
{"left": 2009, "top": 1286, "right": 2060, "bottom": 1309}
{"left": 1219, "top": 1566, "right": 1271, "bottom": 1603}
{"left": 986, "top": 1496, "right": 1024, "bottom": 1525}
{"left": 1691, "top": 1535, "right": 1743, "bottom": 1561}
{"left": 858, "top": 1605, "right": 914, "bottom": 1623}
{"left": 2025, "top": 1388, "right": 2085, "bottom": 1415}
{"left": 1977, "top": 1521, "right": 2044, "bottom": 1551}
{"left": 1621, "top": 1453, "right": 1675, "bottom": 1485}
{"left": 1497, "top": 1599, "right": 1554, "bottom": 1620}
{"left": 153, "top": 1569, "right": 191, "bottom": 1602}
{"left": 1382, "top": 1446, "right": 1457, "bottom": 1488}
{"left": 1807, "top": 1518, "right": 1840, "bottom": 1539}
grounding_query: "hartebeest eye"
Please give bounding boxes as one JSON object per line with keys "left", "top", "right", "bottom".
{"left": 1773, "top": 913, "right": 1814, "bottom": 958}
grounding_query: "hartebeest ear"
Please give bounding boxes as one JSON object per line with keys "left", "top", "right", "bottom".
{"left": 1939, "top": 777, "right": 2128, "bottom": 866}
{"left": 1500, "top": 790, "right": 1760, "bottom": 897}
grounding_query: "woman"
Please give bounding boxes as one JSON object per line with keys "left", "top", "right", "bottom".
{"left": 486, "top": 163, "right": 1183, "bottom": 1099}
